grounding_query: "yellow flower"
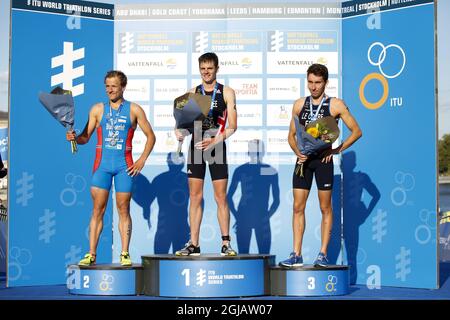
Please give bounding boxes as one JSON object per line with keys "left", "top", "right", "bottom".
{"left": 306, "top": 127, "right": 320, "bottom": 138}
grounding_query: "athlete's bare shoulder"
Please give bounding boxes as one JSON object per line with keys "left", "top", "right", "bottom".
{"left": 130, "top": 101, "right": 142, "bottom": 111}
{"left": 91, "top": 102, "right": 103, "bottom": 110}
{"left": 90, "top": 102, "right": 104, "bottom": 116}
{"left": 223, "top": 85, "right": 235, "bottom": 95}
{"left": 292, "top": 97, "right": 306, "bottom": 114}
{"left": 329, "top": 97, "right": 348, "bottom": 116}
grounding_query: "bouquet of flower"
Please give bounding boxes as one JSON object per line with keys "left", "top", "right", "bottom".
{"left": 173, "top": 92, "right": 211, "bottom": 154}
{"left": 38, "top": 86, "right": 77, "bottom": 153}
{"left": 294, "top": 115, "right": 340, "bottom": 177}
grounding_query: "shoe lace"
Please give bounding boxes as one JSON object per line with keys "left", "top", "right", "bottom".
{"left": 181, "top": 241, "right": 198, "bottom": 252}
{"left": 318, "top": 253, "right": 326, "bottom": 262}
{"left": 226, "top": 243, "right": 235, "bottom": 252}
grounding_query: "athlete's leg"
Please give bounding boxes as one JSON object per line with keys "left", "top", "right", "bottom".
{"left": 317, "top": 190, "right": 333, "bottom": 256}
{"left": 89, "top": 186, "right": 110, "bottom": 256}
{"left": 293, "top": 188, "right": 309, "bottom": 256}
{"left": 114, "top": 168, "right": 135, "bottom": 253}
{"left": 292, "top": 161, "right": 313, "bottom": 256}
{"left": 212, "top": 178, "right": 231, "bottom": 245}
{"left": 116, "top": 192, "right": 132, "bottom": 253}
{"left": 188, "top": 178, "right": 204, "bottom": 246}
{"left": 315, "top": 159, "right": 334, "bottom": 256}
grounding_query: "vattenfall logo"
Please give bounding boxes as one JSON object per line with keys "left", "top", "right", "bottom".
{"left": 166, "top": 58, "right": 177, "bottom": 69}
{"left": 241, "top": 57, "right": 252, "bottom": 69}
{"left": 128, "top": 61, "right": 163, "bottom": 67}
{"left": 316, "top": 57, "right": 328, "bottom": 65}
{"left": 277, "top": 60, "right": 313, "bottom": 66}
{"left": 359, "top": 42, "right": 406, "bottom": 110}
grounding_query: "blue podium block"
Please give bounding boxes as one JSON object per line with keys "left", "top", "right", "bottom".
{"left": 66, "top": 264, "right": 143, "bottom": 295}
{"left": 270, "top": 265, "right": 350, "bottom": 296}
{"left": 142, "top": 254, "right": 275, "bottom": 297}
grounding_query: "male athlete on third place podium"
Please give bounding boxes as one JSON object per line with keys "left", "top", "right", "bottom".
{"left": 280, "top": 64, "right": 362, "bottom": 268}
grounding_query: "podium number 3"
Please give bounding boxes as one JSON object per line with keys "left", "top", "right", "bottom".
{"left": 307, "top": 277, "right": 315, "bottom": 290}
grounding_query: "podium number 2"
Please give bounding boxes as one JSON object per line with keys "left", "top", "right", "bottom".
{"left": 181, "top": 269, "right": 190, "bottom": 286}
{"left": 308, "top": 277, "right": 315, "bottom": 290}
{"left": 83, "top": 275, "right": 90, "bottom": 288}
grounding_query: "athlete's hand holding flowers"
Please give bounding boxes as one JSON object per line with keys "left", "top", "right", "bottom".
{"left": 173, "top": 92, "right": 212, "bottom": 154}
{"left": 294, "top": 115, "right": 340, "bottom": 177}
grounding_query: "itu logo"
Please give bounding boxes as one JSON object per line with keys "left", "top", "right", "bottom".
{"left": 51, "top": 42, "right": 85, "bottom": 97}
{"left": 359, "top": 42, "right": 406, "bottom": 110}
{"left": 120, "top": 32, "right": 134, "bottom": 54}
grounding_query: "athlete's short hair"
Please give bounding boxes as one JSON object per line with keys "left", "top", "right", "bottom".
{"left": 307, "top": 64, "right": 328, "bottom": 82}
{"left": 198, "top": 52, "right": 219, "bottom": 68}
{"left": 104, "top": 70, "right": 127, "bottom": 87}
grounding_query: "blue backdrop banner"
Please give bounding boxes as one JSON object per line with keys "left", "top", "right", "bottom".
{"left": 8, "top": 0, "right": 114, "bottom": 286}
{"left": 342, "top": 0, "right": 437, "bottom": 288}
{"left": 7, "top": 0, "right": 437, "bottom": 290}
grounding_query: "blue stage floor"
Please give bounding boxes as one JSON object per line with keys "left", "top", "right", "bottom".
{"left": 1, "top": 263, "right": 449, "bottom": 300}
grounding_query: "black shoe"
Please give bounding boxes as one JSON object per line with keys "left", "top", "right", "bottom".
{"left": 221, "top": 242, "right": 237, "bottom": 256}
{"left": 175, "top": 240, "right": 201, "bottom": 256}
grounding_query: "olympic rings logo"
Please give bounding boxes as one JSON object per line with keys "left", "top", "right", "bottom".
{"left": 60, "top": 173, "right": 87, "bottom": 207}
{"left": 359, "top": 42, "right": 406, "bottom": 110}
{"left": 99, "top": 273, "right": 114, "bottom": 291}
{"left": 325, "top": 275, "right": 338, "bottom": 292}
{"left": 8, "top": 247, "right": 32, "bottom": 281}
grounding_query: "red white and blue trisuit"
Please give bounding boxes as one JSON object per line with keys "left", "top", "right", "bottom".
{"left": 91, "top": 100, "right": 135, "bottom": 193}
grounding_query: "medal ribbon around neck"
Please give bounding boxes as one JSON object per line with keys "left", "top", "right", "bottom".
{"left": 108, "top": 101, "right": 124, "bottom": 146}
{"left": 201, "top": 82, "right": 219, "bottom": 117}
{"left": 309, "top": 95, "right": 327, "bottom": 121}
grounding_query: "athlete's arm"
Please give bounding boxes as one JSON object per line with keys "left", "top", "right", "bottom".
{"left": 220, "top": 85, "right": 237, "bottom": 141}
{"left": 321, "top": 98, "right": 362, "bottom": 163}
{"left": 127, "top": 103, "right": 156, "bottom": 177}
{"left": 66, "top": 103, "right": 102, "bottom": 145}
{"left": 288, "top": 98, "right": 307, "bottom": 162}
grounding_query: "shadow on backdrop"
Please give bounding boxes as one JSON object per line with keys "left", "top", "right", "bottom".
{"left": 340, "top": 151, "right": 380, "bottom": 284}
{"left": 132, "top": 152, "right": 190, "bottom": 254}
{"left": 326, "top": 173, "right": 344, "bottom": 267}
{"left": 228, "top": 140, "right": 280, "bottom": 254}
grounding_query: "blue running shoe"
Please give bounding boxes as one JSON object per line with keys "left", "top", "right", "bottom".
{"left": 313, "top": 252, "right": 329, "bottom": 268}
{"left": 279, "top": 252, "right": 303, "bottom": 267}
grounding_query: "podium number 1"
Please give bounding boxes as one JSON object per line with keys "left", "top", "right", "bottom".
{"left": 181, "top": 269, "right": 190, "bottom": 286}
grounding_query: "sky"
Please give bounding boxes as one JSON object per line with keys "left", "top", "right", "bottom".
{"left": 0, "top": 0, "right": 449, "bottom": 137}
